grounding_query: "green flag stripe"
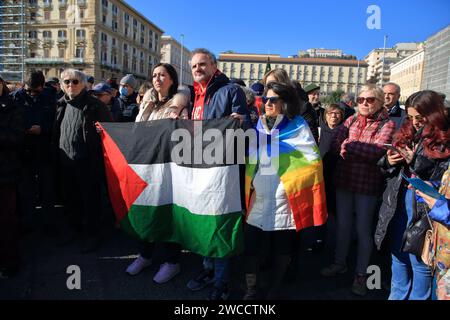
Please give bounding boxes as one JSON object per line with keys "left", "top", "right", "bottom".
{"left": 122, "top": 204, "right": 244, "bottom": 258}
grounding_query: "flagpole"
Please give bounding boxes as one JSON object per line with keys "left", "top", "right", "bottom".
{"left": 180, "top": 34, "right": 184, "bottom": 85}
{"left": 381, "top": 35, "right": 388, "bottom": 86}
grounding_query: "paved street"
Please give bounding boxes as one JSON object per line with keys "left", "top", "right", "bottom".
{"left": 1, "top": 210, "right": 390, "bottom": 300}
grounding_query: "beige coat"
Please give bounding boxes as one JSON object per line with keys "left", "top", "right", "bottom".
{"left": 135, "top": 88, "right": 190, "bottom": 122}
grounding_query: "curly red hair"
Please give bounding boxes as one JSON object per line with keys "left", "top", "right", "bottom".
{"left": 393, "top": 90, "right": 449, "bottom": 160}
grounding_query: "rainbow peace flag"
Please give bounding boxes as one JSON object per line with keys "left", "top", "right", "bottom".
{"left": 245, "top": 115, "right": 328, "bottom": 230}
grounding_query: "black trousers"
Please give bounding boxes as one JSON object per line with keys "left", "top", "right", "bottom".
{"left": 18, "top": 155, "right": 56, "bottom": 227}
{"left": 0, "top": 185, "right": 20, "bottom": 269}
{"left": 61, "top": 160, "right": 101, "bottom": 237}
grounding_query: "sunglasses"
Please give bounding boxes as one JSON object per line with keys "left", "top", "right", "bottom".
{"left": 262, "top": 96, "right": 281, "bottom": 104}
{"left": 63, "top": 79, "right": 80, "bottom": 85}
{"left": 356, "top": 96, "right": 377, "bottom": 104}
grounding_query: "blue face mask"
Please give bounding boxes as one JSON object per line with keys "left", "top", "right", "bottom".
{"left": 119, "top": 86, "right": 128, "bottom": 97}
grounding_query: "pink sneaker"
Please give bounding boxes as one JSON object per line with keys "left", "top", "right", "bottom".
{"left": 153, "top": 263, "right": 181, "bottom": 284}
{"left": 126, "top": 256, "right": 152, "bottom": 276}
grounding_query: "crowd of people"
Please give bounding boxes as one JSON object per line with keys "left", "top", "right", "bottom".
{"left": 0, "top": 47, "right": 449, "bottom": 301}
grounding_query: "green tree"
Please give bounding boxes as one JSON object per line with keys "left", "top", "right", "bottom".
{"left": 322, "top": 89, "right": 345, "bottom": 105}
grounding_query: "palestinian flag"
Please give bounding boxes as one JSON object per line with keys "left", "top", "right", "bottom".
{"left": 98, "top": 118, "right": 244, "bottom": 258}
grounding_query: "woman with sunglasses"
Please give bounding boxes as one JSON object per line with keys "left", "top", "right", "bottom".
{"left": 135, "top": 63, "right": 189, "bottom": 122}
{"left": 320, "top": 85, "right": 396, "bottom": 296}
{"left": 127, "top": 63, "right": 189, "bottom": 284}
{"left": 243, "top": 82, "right": 327, "bottom": 299}
{"left": 0, "top": 75, "right": 25, "bottom": 278}
{"left": 374, "top": 90, "right": 449, "bottom": 300}
{"left": 54, "top": 69, "right": 113, "bottom": 252}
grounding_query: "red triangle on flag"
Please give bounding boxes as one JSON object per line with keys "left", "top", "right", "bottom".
{"left": 99, "top": 124, "right": 148, "bottom": 222}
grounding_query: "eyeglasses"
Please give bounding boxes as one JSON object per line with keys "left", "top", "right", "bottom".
{"left": 356, "top": 96, "right": 377, "bottom": 104}
{"left": 326, "top": 112, "right": 342, "bottom": 117}
{"left": 63, "top": 79, "right": 80, "bottom": 85}
{"left": 262, "top": 96, "right": 281, "bottom": 104}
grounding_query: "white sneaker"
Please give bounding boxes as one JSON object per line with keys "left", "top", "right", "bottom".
{"left": 126, "top": 256, "right": 152, "bottom": 276}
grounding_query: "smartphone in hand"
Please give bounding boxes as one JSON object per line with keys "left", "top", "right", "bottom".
{"left": 383, "top": 144, "right": 400, "bottom": 153}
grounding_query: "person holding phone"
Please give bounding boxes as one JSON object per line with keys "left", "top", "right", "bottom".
{"left": 375, "top": 90, "right": 450, "bottom": 300}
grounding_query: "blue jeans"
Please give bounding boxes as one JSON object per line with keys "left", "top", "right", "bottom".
{"left": 203, "top": 257, "right": 229, "bottom": 288}
{"left": 389, "top": 188, "right": 432, "bottom": 300}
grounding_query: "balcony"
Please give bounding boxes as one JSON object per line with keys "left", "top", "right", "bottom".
{"left": 71, "top": 58, "right": 85, "bottom": 64}
{"left": 25, "top": 57, "right": 64, "bottom": 65}
{"left": 43, "top": 3, "right": 53, "bottom": 10}
{"left": 76, "top": 0, "right": 87, "bottom": 8}
{"left": 75, "top": 37, "right": 86, "bottom": 44}
{"left": 57, "top": 37, "right": 67, "bottom": 43}
{"left": 59, "top": 1, "right": 67, "bottom": 8}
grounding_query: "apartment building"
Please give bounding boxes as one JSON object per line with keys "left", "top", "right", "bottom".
{"left": 218, "top": 53, "right": 368, "bottom": 96}
{"left": 21, "top": 0, "right": 163, "bottom": 82}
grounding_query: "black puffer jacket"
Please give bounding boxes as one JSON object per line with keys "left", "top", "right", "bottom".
{"left": 0, "top": 93, "right": 25, "bottom": 186}
{"left": 53, "top": 90, "right": 112, "bottom": 179}
{"left": 375, "top": 139, "right": 449, "bottom": 250}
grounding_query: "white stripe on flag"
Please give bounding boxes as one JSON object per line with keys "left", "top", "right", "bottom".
{"left": 130, "top": 163, "right": 242, "bottom": 216}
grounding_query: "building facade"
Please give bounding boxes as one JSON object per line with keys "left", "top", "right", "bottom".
{"left": 421, "top": 24, "right": 450, "bottom": 98}
{"left": 217, "top": 53, "right": 368, "bottom": 96}
{"left": 365, "top": 42, "right": 420, "bottom": 86}
{"left": 298, "top": 48, "right": 343, "bottom": 58}
{"left": 160, "top": 35, "right": 193, "bottom": 86}
{"left": 389, "top": 48, "right": 425, "bottom": 102}
{"left": 22, "top": 0, "right": 163, "bottom": 83}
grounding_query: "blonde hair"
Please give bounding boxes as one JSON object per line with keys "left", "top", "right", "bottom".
{"left": 359, "top": 84, "right": 384, "bottom": 103}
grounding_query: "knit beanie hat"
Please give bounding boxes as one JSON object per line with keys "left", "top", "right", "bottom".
{"left": 120, "top": 74, "right": 137, "bottom": 90}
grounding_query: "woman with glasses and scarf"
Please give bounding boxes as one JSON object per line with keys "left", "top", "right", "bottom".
{"left": 320, "top": 85, "right": 396, "bottom": 296}
{"left": 243, "top": 82, "right": 327, "bottom": 299}
{"left": 374, "top": 90, "right": 449, "bottom": 300}
{"left": 319, "top": 104, "right": 345, "bottom": 217}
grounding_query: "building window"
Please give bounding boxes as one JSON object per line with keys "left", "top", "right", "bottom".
{"left": 76, "top": 29, "right": 86, "bottom": 38}
{"left": 44, "top": 11, "right": 51, "bottom": 20}
{"left": 43, "top": 30, "right": 52, "bottom": 38}
{"left": 124, "top": 13, "right": 129, "bottom": 21}
{"left": 59, "top": 10, "right": 65, "bottom": 20}
{"left": 79, "top": 9, "right": 84, "bottom": 19}
{"left": 112, "top": 4, "right": 118, "bottom": 15}
{"left": 29, "top": 31, "right": 37, "bottom": 38}
{"left": 58, "top": 30, "right": 66, "bottom": 38}
{"left": 44, "top": 49, "right": 50, "bottom": 58}
{"left": 102, "top": 0, "right": 108, "bottom": 8}
{"left": 102, "top": 15, "right": 106, "bottom": 24}
{"left": 75, "top": 47, "right": 84, "bottom": 58}
{"left": 59, "top": 48, "right": 65, "bottom": 58}
{"left": 123, "top": 43, "right": 128, "bottom": 51}
{"left": 30, "top": 12, "right": 36, "bottom": 21}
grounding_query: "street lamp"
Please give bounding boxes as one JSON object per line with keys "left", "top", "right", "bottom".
{"left": 180, "top": 34, "right": 184, "bottom": 85}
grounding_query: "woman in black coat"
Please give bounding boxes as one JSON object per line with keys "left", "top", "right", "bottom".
{"left": 319, "top": 104, "right": 345, "bottom": 215}
{"left": 375, "top": 90, "right": 449, "bottom": 300}
{"left": 0, "top": 76, "right": 25, "bottom": 278}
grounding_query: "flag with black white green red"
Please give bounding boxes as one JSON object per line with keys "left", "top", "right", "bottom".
{"left": 98, "top": 118, "right": 244, "bottom": 258}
